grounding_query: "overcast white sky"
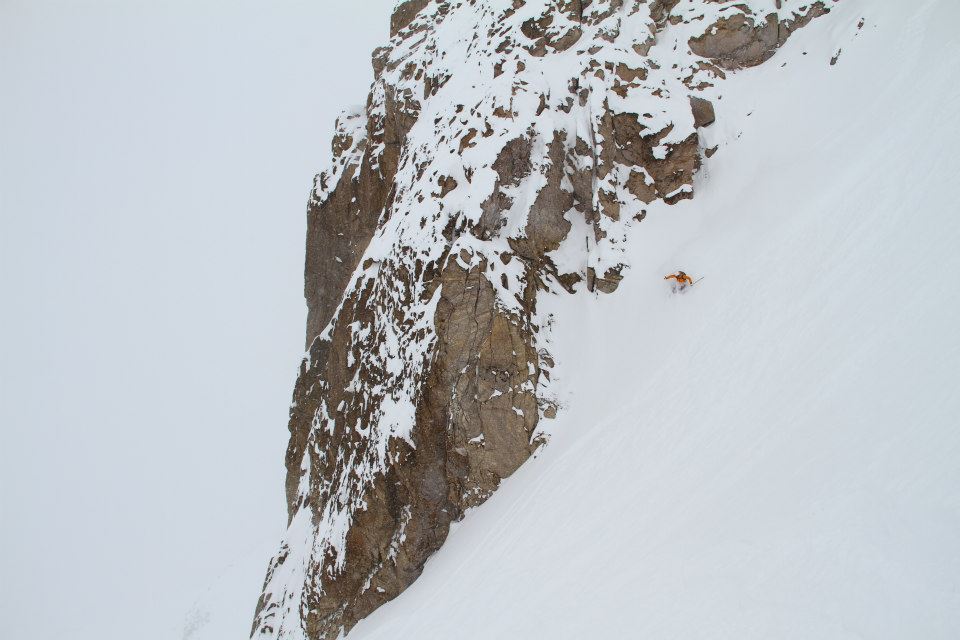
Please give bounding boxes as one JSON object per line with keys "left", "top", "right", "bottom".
{"left": 0, "top": 1, "right": 395, "bottom": 638}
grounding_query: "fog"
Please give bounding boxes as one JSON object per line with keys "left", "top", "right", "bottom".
{"left": 0, "top": 1, "right": 395, "bottom": 637}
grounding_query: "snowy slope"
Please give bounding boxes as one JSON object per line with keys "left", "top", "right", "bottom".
{"left": 345, "top": 1, "right": 960, "bottom": 637}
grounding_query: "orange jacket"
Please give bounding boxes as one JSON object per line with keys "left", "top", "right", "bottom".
{"left": 664, "top": 272, "right": 694, "bottom": 285}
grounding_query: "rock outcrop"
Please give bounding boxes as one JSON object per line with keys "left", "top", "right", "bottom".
{"left": 689, "top": 1, "right": 832, "bottom": 69}
{"left": 253, "top": 1, "right": 838, "bottom": 638}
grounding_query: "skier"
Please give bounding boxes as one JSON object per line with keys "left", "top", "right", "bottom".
{"left": 664, "top": 270, "right": 696, "bottom": 292}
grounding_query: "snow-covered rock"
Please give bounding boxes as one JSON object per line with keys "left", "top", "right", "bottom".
{"left": 252, "top": 1, "right": 849, "bottom": 638}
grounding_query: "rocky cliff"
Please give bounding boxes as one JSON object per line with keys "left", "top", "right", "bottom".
{"left": 252, "top": 1, "right": 839, "bottom": 638}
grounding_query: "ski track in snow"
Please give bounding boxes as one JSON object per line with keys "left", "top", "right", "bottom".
{"left": 337, "top": 1, "right": 960, "bottom": 638}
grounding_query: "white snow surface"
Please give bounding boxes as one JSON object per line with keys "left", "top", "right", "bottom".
{"left": 343, "top": 1, "right": 960, "bottom": 637}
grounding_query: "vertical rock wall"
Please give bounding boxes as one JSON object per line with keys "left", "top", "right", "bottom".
{"left": 253, "top": 1, "right": 838, "bottom": 638}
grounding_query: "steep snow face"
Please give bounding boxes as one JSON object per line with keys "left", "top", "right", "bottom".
{"left": 339, "top": 0, "right": 960, "bottom": 637}
{"left": 253, "top": 1, "right": 846, "bottom": 639}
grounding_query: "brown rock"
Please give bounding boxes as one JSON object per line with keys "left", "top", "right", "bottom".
{"left": 264, "top": 255, "right": 543, "bottom": 639}
{"left": 690, "top": 96, "right": 716, "bottom": 128}
{"left": 689, "top": 12, "right": 781, "bottom": 70}
{"left": 390, "top": 0, "right": 430, "bottom": 37}
{"left": 689, "top": 2, "right": 832, "bottom": 70}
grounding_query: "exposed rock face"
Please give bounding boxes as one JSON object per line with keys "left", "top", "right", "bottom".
{"left": 689, "top": 1, "right": 832, "bottom": 69}
{"left": 253, "top": 1, "right": 838, "bottom": 638}
{"left": 690, "top": 95, "right": 716, "bottom": 128}
{"left": 303, "top": 112, "right": 382, "bottom": 348}
{"left": 390, "top": 0, "right": 431, "bottom": 37}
